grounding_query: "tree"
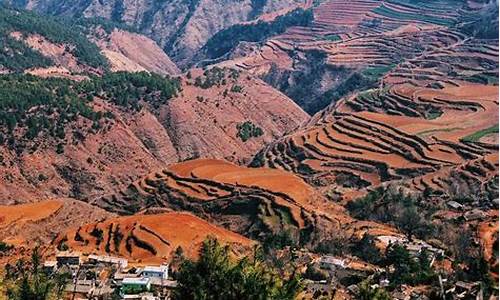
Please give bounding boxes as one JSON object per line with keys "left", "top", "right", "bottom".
{"left": 384, "top": 244, "right": 437, "bottom": 286}
{"left": 173, "top": 238, "right": 303, "bottom": 300}
{"left": 352, "top": 234, "right": 382, "bottom": 265}
{"left": 5, "top": 246, "right": 69, "bottom": 300}
{"left": 358, "top": 280, "right": 391, "bottom": 300}
{"left": 397, "top": 206, "right": 422, "bottom": 239}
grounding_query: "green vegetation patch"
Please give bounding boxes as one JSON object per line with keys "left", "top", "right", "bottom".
{"left": 203, "top": 8, "right": 313, "bottom": 59}
{"left": 193, "top": 67, "right": 240, "bottom": 89}
{"left": 347, "top": 187, "right": 435, "bottom": 240}
{"left": 416, "top": 127, "right": 462, "bottom": 137}
{"left": 0, "top": 34, "right": 52, "bottom": 72}
{"left": 361, "top": 64, "right": 395, "bottom": 80}
{"left": 323, "top": 34, "right": 341, "bottom": 41}
{"left": 174, "top": 238, "right": 302, "bottom": 299}
{"left": 463, "top": 73, "right": 499, "bottom": 86}
{"left": 0, "top": 241, "right": 13, "bottom": 252}
{"left": 0, "top": 72, "right": 180, "bottom": 152}
{"left": 237, "top": 121, "right": 264, "bottom": 142}
{"left": 0, "top": 74, "right": 100, "bottom": 146}
{"left": 461, "top": 124, "right": 499, "bottom": 143}
{"left": 0, "top": 6, "right": 108, "bottom": 70}
{"left": 372, "top": 4, "right": 455, "bottom": 26}
{"left": 79, "top": 71, "right": 181, "bottom": 110}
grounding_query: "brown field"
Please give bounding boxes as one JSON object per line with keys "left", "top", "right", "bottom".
{"left": 0, "top": 199, "right": 114, "bottom": 248}
{"left": 95, "top": 158, "right": 400, "bottom": 252}
{"left": 0, "top": 200, "right": 63, "bottom": 231}
{"left": 55, "top": 212, "right": 254, "bottom": 264}
{"left": 252, "top": 31, "right": 498, "bottom": 203}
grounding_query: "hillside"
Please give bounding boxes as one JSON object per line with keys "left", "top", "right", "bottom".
{"left": 0, "top": 6, "right": 179, "bottom": 76}
{"left": 0, "top": 68, "right": 307, "bottom": 203}
{"left": 95, "top": 28, "right": 180, "bottom": 75}
{"left": 8, "top": 0, "right": 309, "bottom": 68}
{"left": 93, "top": 158, "right": 400, "bottom": 251}
{"left": 0, "top": 199, "right": 114, "bottom": 248}
{"left": 251, "top": 36, "right": 499, "bottom": 203}
{"left": 216, "top": 0, "right": 496, "bottom": 113}
{"left": 0, "top": 1, "right": 497, "bottom": 299}
{"left": 54, "top": 212, "right": 254, "bottom": 263}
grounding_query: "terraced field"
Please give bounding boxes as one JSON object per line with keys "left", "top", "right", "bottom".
{"left": 0, "top": 199, "right": 114, "bottom": 248}
{"left": 94, "top": 159, "right": 399, "bottom": 247}
{"left": 55, "top": 212, "right": 253, "bottom": 263}
{"left": 220, "top": 0, "right": 473, "bottom": 73}
{"left": 212, "top": 0, "right": 496, "bottom": 116}
{"left": 384, "top": 38, "right": 499, "bottom": 86}
{"left": 252, "top": 47, "right": 499, "bottom": 203}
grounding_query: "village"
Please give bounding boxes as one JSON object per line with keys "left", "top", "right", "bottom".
{"left": 43, "top": 233, "right": 488, "bottom": 300}
{"left": 44, "top": 252, "right": 177, "bottom": 299}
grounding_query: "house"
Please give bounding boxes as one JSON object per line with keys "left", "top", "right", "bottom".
{"left": 392, "top": 291, "right": 411, "bottom": 300}
{"left": 347, "top": 284, "right": 360, "bottom": 295}
{"left": 88, "top": 254, "right": 128, "bottom": 269}
{"left": 121, "top": 277, "right": 151, "bottom": 295}
{"left": 463, "top": 209, "right": 486, "bottom": 221}
{"left": 149, "top": 277, "right": 178, "bottom": 288}
{"left": 405, "top": 241, "right": 444, "bottom": 266}
{"left": 319, "top": 256, "right": 346, "bottom": 271}
{"left": 379, "top": 279, "right": 390, "bottom": 288}
{"left": 141, "top": 265, "right": 169, "bottom": 280}
{"left": 56, "top": 251, "right": 81, "bottom": 267}
{"left": 455, "top": 281, "right": 480, "bottom": 294}
{"left": 446, "top": 201, "right": 463, "bottom": 211}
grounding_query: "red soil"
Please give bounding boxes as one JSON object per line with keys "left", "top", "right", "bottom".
{"left": 57, "top": 212, "right": 254, "bottom": 264}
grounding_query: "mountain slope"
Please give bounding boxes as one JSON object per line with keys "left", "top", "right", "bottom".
{"left": 95, "top": 28, "right": 180, "bottom": 75}
{"left": 214, "top": 0, "right": 496, "bottom": 113}
{"left": 0, "top": 6, "right": 179, "bottom": 76}
{"left": 9, "top": 0, "right": 309, "bottom": 67}
{"left": 0, "top": 199, "right": 115, "bottom": 247}
{"left": 0, "top": 68, "right": 307, "bottom": 204}
{"left": 251, "top": 39, "right": 499, "bottom": 203}
{"left": 92, "top": 158, "right": 399, "bottom": 250}
{"left": 54, "top": 211, "right": 254, "bottom": 262}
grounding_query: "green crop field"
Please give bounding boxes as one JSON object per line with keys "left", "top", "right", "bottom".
{"left": 461, "top": 124, "right": 499, "bottom": 142}
{"left": 372, "top": 4, "right": 455, "bottom": 26}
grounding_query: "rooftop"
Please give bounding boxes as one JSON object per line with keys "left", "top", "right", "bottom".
{"left": 43, "top": 261, "right": 57, "bottom": 267}
{"left": 122, "top": 277, "right": 151, "bottom": 285}
{"left": 319, "top": 256, "right": 346, "bottom": 267}
{"left": 88, "top": 254, "right": 128, "bottom": 267}
{"left": 56, "top": 251, "right": 81, "bottom": 258}
{"left": 143, "top": 265, "right": 168, "bottom": 273}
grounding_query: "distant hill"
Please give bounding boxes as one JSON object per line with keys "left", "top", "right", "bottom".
{"left": 6, "top": 0, "right": 308, "bottom": 68}
{"left": 0, "top": 6, "right": 179, "bottom": 75}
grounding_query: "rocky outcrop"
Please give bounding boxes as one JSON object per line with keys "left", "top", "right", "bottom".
{"left": 96, "top": 29, "right": 180, "bottom": 75}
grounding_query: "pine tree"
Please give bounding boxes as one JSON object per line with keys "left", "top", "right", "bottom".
{"left": 173, "top": 238, "right": 302, "bottom": 300}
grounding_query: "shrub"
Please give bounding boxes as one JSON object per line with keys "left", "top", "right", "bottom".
{"left": 237, "top": 121, "right": 263, "bottom": 142}
{"left": 0, "top": 241, "right": 13, "bottom": 252}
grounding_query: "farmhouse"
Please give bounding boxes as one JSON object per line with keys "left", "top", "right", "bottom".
{"left": 88, "top": 254, "right": 128, "bottom": 269}
{"left": 141, "top": 265, "right": 169, "bottom": 279}
{"left": 56, "top": 251, "right": 81, "bottom": 267}
{"left": 463, "top": 209, "right": 486, "bottom": 221}
{"left": 43, "top": 260, "right": 57, "bottom": 274}
{"left": 319, "top": 256, "right": 346, "bottom": 270}
{"left": 446, "top": 201, "right": 463, "bottom": 211}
